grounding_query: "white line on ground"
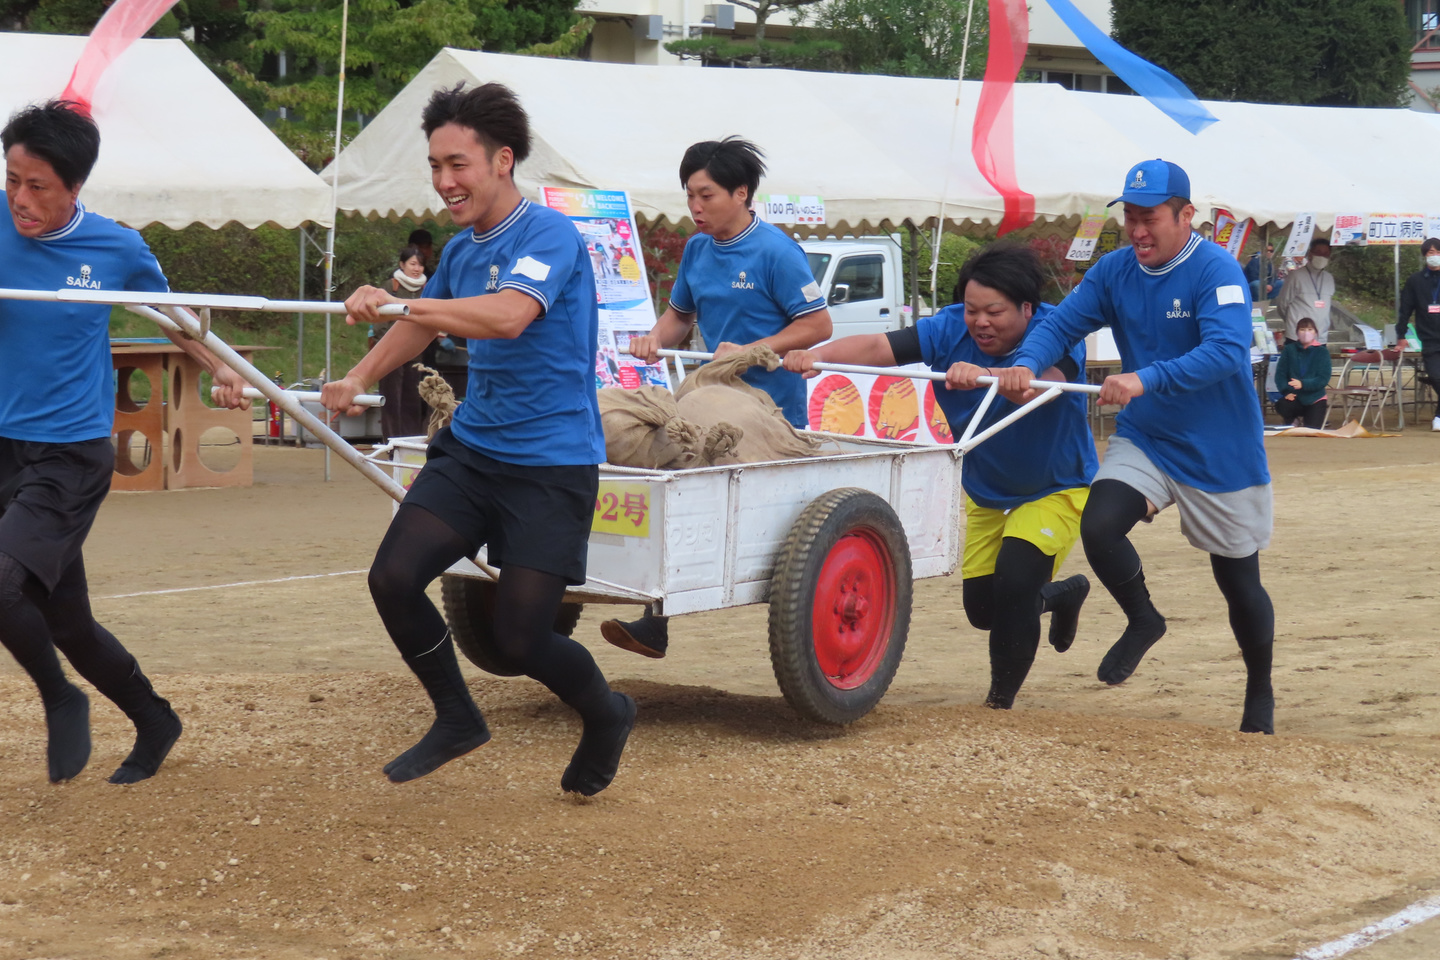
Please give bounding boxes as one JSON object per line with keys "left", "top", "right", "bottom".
{"left": 1296, "top": 894, "right": 1440, "bottom": 959}
{"left": 94, "top": 570, "right": 368, "bottom": 601}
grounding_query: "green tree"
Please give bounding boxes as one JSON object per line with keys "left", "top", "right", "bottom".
{"left": 668, "top": 0, "right": 986, "bottom": 77}
{"left": 728, "top": 0, "right": 823, "bottom": 43}
{"left": 1112, "top": 0, "right": 1409, "bottom": 107}
{"left": 228, "top": 0, "right": 587, "bottom": 169}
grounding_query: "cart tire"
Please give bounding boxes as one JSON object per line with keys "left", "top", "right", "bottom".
{"left": 767, "top": 487, "right": 912, "bottom": 725}
{"left": 440, "top": 575, "right": 585, "bottom": 677}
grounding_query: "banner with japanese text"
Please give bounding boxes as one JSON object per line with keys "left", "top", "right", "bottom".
{"left": 542, "top": 187, "right": 669, "bottom": 391}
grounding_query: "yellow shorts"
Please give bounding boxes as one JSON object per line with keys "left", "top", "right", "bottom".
{"left": 961, "top": 487, "right": 1089, "bottom": 580}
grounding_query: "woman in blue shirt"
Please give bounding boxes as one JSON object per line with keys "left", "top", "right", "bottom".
{"left": 628, "top": 137, "right": 832, "bottom": 427}
{"left": 606, "top": 138, "right": 833, "bottom": 660}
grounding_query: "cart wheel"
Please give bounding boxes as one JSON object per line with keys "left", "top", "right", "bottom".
{"left": 440, "top": 575, "right": 585, "bottom": 677}
{"left": 767, "top": 487, "right": 912, "bottom": 725}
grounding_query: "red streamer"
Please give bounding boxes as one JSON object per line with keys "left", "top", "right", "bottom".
{"left": 971, "top": 0, "right": 1034, "bottom": 236}
{"left": 61, "top": 0, "right": 182, "bottom": 111}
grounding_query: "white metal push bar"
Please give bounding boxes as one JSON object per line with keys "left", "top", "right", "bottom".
{"left": 0, "top": 287, "right": 410, "bottom": 316}
{"left": 211, "top": 386, "right": 386, "bottom": 407}
{"left": 655, "top": 349, "right": 1104, "bottom": 455}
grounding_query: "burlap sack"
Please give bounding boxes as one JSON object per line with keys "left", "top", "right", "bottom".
{"left": 597, "top": 385, "right": 710, "bottom": 469}
{"left": 673, "top": 344, "right": 826, "bottom": 464}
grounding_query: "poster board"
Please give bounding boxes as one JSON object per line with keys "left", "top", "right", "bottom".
{"left": 542, "top": 187, "right": 670, "bottom": 390}
{"left": 805, "top": 363, "right": 953, "bottom": 445}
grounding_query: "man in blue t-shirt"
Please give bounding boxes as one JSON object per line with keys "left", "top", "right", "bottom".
{"left": 627, "top": 137, "right": 831, "bottom": 428}
{"left": 990, "top": 159, "right": 1276, "bottom": 735}
{"left": 0, "top": 101, "right": 250, "bottom": 785}
{"left": 603, "top": 137, "right": 832, "bottom": 660}
{"left": 324, "top": 82, "right": 634, "bottom": 796}
{"left": 785, "top": 245, "right": 1096, "bottom": 710}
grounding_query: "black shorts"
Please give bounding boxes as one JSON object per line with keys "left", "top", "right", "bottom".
{"left": 0, "top": 437, "right": 113, "bottom": 592}
{"left": 402, "top": 427, "right": 599, "bottom": 585}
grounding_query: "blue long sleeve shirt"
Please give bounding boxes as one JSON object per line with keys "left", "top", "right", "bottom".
{"left": 1011, "top": 233, "right": 1269, "bottom": 493}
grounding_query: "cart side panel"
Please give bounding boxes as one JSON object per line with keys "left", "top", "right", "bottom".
{"left": 893, "top": 448, "right": 963, "bottom": 579}
{"left": 658, "top": 471, "right": 730, "bottom": 594}
{"left": 582, "top": 476, "right": 668, "bottom": 596}
{"left": 730, "top": 457, "right": 894, "bottom": 592}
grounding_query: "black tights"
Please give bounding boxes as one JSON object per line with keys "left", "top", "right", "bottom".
{"left": 368, "top": 504, "right": 615, "bottom": 722}
{"left": 1080, "top": 480, "right": 1274, "bottom": 728}
{"left": 962, "top": 538, "right": 1054, "bottom": 707}
{"left": 0, "top": 551, "right": 153, "bottom": 714}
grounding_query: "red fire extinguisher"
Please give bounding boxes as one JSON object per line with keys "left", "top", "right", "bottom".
{"left": 267, "top": 373, "right": 283, "bottom": 438}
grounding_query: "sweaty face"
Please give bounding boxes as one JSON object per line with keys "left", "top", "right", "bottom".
{"left": 685, "top": 170, "right": 750, "bottom": 239}
{"left": 5, "top": 145, "right": 81, "bottom": 238}
{"left": 1123, "top": 201, "right": 1194, "bottom": 269}
{"left": 963, "top": 280, "right": 1031, "bottom": 357}
{"left": 428, "top": 123, "right": 511, "bottom": 230}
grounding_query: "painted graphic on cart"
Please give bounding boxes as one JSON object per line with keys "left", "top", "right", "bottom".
{"left": 868, "top": 377, "right": 920, "bottom": 441}
{"left": 592, "top": 481, "right": 651, "bottom": 538}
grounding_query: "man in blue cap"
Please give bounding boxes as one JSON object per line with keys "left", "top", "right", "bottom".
{"left": 957, "top": 159, "right": 1275, "bottom": 735}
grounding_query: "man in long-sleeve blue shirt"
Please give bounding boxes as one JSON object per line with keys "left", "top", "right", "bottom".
{"left": 980, "top": 159, "right": 1275, "bottom": 735}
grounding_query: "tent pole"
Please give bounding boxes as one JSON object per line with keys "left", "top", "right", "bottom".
{"left": 930, "top": 0, "right": 977, "bottom": 306}
{"left": 907, "top": 221, "right": 920, "bottom": 324}
{"left": 296, "top": 227, "right": 306, "bottom": 385}
{"left": 321, "top": 0, "right": 351, "bottom": 482}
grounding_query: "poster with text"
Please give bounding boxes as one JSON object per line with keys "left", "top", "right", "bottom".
{"left": 1065, "top": 214, "right": 1108, "bottom": 261}
{"left": 755, "top": 194, "right": 826, "bottom": 226}
{"left": 1330, "top": 214, "right": 1367, "bottom": 246}
{"left": 1282, "top": 213, "right": 1316, "bottom": 258}
{"left": 1212, "top": 209, "right": 1251, "bottom": 259}
{"left": 543, "top": 187, "right": 669, "bottom": 390}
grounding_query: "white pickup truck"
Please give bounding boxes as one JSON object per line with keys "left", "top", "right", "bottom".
{"left": 801, "top": 236, "right": 914, "bottom": 338}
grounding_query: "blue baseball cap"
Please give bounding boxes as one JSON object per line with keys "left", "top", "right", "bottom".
{"left": 1107, "top": 159, "right": 1191, "bottom": 207}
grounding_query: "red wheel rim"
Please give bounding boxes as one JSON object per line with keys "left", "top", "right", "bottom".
{"left": 811, "top": 527, "right": 895, "bottom": 690}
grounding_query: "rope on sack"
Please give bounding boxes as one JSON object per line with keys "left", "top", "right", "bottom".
{"left": 414, "top": 364, "right": 458, "bottom": 440}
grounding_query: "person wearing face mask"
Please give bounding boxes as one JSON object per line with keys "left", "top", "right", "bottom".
{"left": 1272, "top": 318, "right": 1332, "bottom": 428}
{"left": 1276, "top": 237, "right": 1335, "bottom": 345}
{"left": 784, "top": 245, "right": 1096, "bottom": 711}
{"left": 951, "top": 159, "right": 1276, "bottom": 737}
{"left": 1395, "top": 237, "right": 1440, "bottom": 431}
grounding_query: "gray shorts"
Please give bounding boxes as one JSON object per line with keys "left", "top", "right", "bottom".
{"left": 1095, "top": 436, "right": 1272, "bottom": 558}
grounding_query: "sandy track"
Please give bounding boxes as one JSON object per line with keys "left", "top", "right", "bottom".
{"left": 0, "top": 436, "right": 1438, "bottom": 959}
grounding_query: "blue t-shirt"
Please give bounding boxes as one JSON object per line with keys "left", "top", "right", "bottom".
{"left": 0, "top": 199, "right": 168, "bottom": 443}
{"left": 670, "top": 216, "right": 826, "bottom": 426}
{"left": 1012, "top": 233, "right": 1268, "bottom": 493}
{"left": 425, "top": 199, "right": 605, "bottom": 467}
{"left": 918, "top": 302, "right": 1097, "bottom": 510}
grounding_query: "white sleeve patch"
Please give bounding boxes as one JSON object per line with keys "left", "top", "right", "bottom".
{"left": 801, "top": 281, "right": 822, "bottom": 302}
{"left": 512, "top": 256, "right": 552, "bottom": 282}
{"left": 1216, "top": 284, "right": 1245, "bottom": 306}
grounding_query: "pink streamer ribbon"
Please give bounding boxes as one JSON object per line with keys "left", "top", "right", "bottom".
{"left": 62, "top": 0, "right": 182, "bottom": 110}
{"left": 971, "top": 0, "right": 1035, "bottom": 236}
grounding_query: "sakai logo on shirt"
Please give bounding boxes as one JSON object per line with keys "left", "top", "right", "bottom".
{"left": 1165, "top": 297, "right": 1190, "bottom": 320}
{"left": 66, "top": 263, "right": 100, "bottom": 289}
{"left": 731, "top": 269, "right": 755, "bottom": 290}
{"left": 486, "top": 265, "right": 500, "bottom": 292}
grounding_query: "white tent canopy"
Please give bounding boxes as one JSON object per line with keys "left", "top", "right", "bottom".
{"left": 0, "top": 32, "right": 333, "bottom": 230}
{"left": 331, "top": 48, "right": 1440, "bottom": 234}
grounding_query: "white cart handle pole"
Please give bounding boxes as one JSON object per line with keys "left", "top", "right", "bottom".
{"left": 0, "top": 287, "right": 410, "bottom": 316}
{"left": 130, "top": 304, "right": 500, "bottom": 579}
{"left": 211, "top": 387, "right": 386, "bottom": 407}
{"left": 655, "top": 348, "right": 1101, "bottom": 397}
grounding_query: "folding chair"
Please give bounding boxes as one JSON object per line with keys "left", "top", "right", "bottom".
{"left": 1323, "top": 350, "right": 1404, "bottom": 430}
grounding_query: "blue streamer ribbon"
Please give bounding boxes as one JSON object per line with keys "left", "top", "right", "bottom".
{"left": 1042, "top": 0, "right": 1218, "bottom": 135}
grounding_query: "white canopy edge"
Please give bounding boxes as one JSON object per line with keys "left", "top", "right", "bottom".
{"left": 329, "top": 48, "right": 1440, "bottom": 234}
{"left": 0, "top": 32, "right": 334, "bottom": 230}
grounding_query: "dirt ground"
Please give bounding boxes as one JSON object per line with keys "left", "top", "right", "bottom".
{"left": 2, "top": 434, "right": 1439, "bottom": 960}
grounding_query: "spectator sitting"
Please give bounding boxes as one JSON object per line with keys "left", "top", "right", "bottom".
{"left": 1245, "top": 243, "right": 1278, "bottom": 301}
{"left": 1272, "top": 317, "right": 1332, "bottom": 428}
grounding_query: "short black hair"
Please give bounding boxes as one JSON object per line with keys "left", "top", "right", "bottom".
{"left": 1422, "top": 237, "right": 1440, "bottom": 255}
{"left": 1, "top": 99, "right": 100, "bottom": 191}
{"left": 421, "top": 82, "right": 531, "bottom": 165}
{"left": 407, "top": 229, "right": 433, "bottom": 247}
{"left": 398, "top": 244, "right": 424, "bottom": 264}
{"left": 1309, "top": 237, "right": 1332, "bottom": 253}
{"left": 679, "top": 137, "right": 766, "bottom": 202}
{"left": 953, "top": 244, "right": 1044, "bottom": 310}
